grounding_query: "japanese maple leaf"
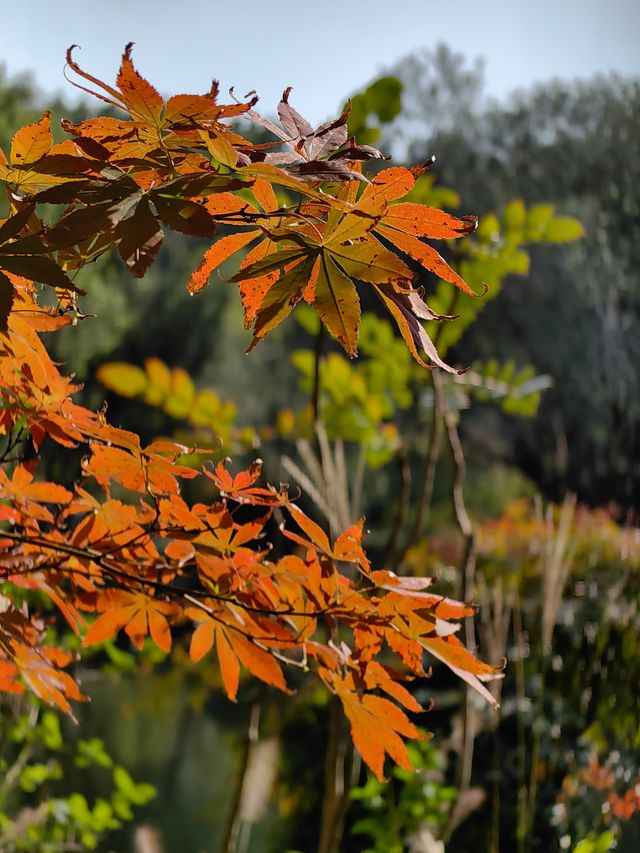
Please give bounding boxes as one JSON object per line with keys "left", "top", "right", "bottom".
{"left": 186, "top": 608, "right": 290, "bottom": 700}
{"left": 83, "top": 589, "right": 178, "bottom": 652}
{"left": 185, "top": 179, "right": 283, "bottom": 320}
{"left": 0, "top": 658, "right": 23, "bottom": 695}
{"left": 11, "top": 644, "right": 85, "bottom": 716}
{"left": 0, "top": 200, "right": 76, "bottom": 302}
{"left": 0, "top": 112, "right": 91, "bottom": 197}
{"left": 83, "top": 439, "right": 198, "bottom": 496}
{"left": 204, "top": 459, "right": 279, "bottom": 505}
{"left": 229, "top": 194, "right": 410, "bottom": 355}
{"left": 323, "top": 668, "right": 424, "bottom": 781}
{"left": 245, "top": 88, "right": 386, "bottom": 182}
{"left": 421, "top": 633, "right": 503, "bottom": 709}
{"left": 65, "top": 43, "right": 257, "bottom": 152}
{"left": 0, "top": 463, "right": 72, "bottom": 511}
{"left": 280, "top": 504, "right": 371, "bottom": 575}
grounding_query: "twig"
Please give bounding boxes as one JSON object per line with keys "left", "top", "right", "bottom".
{"left": 350, "top": 444, "right": 366, "bottom": 520}
{"left": 381, "top": 442, "right": 411, "bottom": 567}
{"left": 318, "top": 698, "right": 355, "bottom": 853}
{"left": 439, "top": 364, "right": 480, "bottom": 841}
{"left": 0, "top": 705, "right": 39, "bottom": 807}
{"left": 394, "top": 367, "right": 444, "bottom": 570}
{"left": 524, "top": 496, "right": 576, "bottom": 853}
{"left": 312, "top": 322, "right": 324, "bottom": 428}
{"left": 221, "top": 698, "right": 262, "bottom": 853}
{"left": 513, "top": 591, "right": 528, "bottom": 853}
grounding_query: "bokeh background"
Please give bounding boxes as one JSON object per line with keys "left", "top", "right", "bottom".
{"left": 1, "top": 2, "right": 639, "bottom": 851}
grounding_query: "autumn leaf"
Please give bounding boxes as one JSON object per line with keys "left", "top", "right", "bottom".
{"left": 0, "top": 463, "right": 73, "bottom": 506}
{"left": 11, "top": 645, "right": 85, "bottom": 716}
{"left": 10, "top": 112, "right": 53, "bottom": 164}
{"left": 83, "top": 441, "right": 198, "bottom": 495}
{"left": 187, "top": 230, "right": 259, "bottom": 295}
{"left": 247, "top": 90, "right": 384, "bottom": 183}
{"left": 204, "top": 459, "right": 279, "bottom": 505}
{"left": 325, "top": 669, "right": 424, "bottom": 780}
{"left": 83, "top": 590, "right": 178, "bottom": 653}
{"left": 116, "top": 44, "right": 164, "bottom": 125}
{"left": 421, "top": 634, "right": 504, "bottom": 708}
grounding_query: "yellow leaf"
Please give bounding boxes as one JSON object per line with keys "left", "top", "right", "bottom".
{"left": 96, "top": 362, "right": 147, "bottom": 398}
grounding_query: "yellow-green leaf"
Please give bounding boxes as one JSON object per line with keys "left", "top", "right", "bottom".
{"left": 96, "top": 363, "right": 147, "bottom": 398}
{"left": 314, "top": 255, "right": 360, "bottom": 357}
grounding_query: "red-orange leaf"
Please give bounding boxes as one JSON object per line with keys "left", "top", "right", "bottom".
{"left": 188, "top": 230, "right": 259, "bottom": 295}
{"left": 341, "top": 689, "right": 422, "bottom": 781}
{"left": 189, "top": 619, "right": 216, "bottom": 663}
{"left": 204, "top": 459, "right": 278, "bottom": 505}
{"left": 83, "top": 590, "right": 177, "bottom": 652}
{"left": 12, "top": 645, "right": 85, "bottom": 716}
{"left": 379, "top": 225, "right": 477, "bottom": 295}
{"left": 116, "top": 43, "right": 164, "bottom": 125}
{"left": 230, "top": 630, "right": 291, "bottom": 694}
{"left": 422, "top": 634, "right": 503, "bottom": 708}
{"left": 361, "top": 166, "right": 415, "bottom": 204}
{"left": 383, "top": 202, "right": 477, "bottom": 240}
{"left": 10, "top": 112, "right": 53, "bottom": 165}
{"left": 217, "top": 627, "right": 241, "bottom": 700}
{"left": 251, "top": 178, "right": 278, "bottom": 212}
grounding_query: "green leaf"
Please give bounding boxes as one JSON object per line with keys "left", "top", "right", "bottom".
{"left": 526, "top": 203, "right": 555, "bottom": 238}
{"left": 503, "top": 247, "right": 530, "bottom": 276}
{"left": 545, "top": 217, "right": 585, "bottom": 242}
{"left": 40, "top": 710, "right": 63, "bottom": 750}
{"left": 20, "top": 760, "right": 62, "bottom": 792}
{"left": 476, "top": 212, "right": 500, "bottom": 242}
{"left": 75, "top": 738, "right": 114, "bottom": 769}
{"left": 296, "top": 304, "right": 321, "bottom": 335}
{"left": 574, "top": 831, "right": 615, "bottom": 853}
{"left": 113, "top": 766, "right": 156, "bottom": 805}
{"left": 503, "top": 199, "right": 526, "bottom": 232}
{"left": 364, "top": 77, "right": 403, "bottom": 123}
{"left": 67, "top": 792, "right": 91, "bottom": 822}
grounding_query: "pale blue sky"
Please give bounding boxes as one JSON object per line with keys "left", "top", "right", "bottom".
{"left": 2, "top": 0, "right": 639, "bottom": 122}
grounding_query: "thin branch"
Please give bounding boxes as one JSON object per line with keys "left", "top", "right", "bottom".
{"left": 0, "top": 530, "right": 331, "bottom": 618}
{"left": 0, "top": 705, "right": 39, "bottom": 807}
{"left": 381, "top": 442, "right": 411, "bottom": 567}
{"left": 350, "top": 444, "right": 366, "bottom": 520}
{"left": 513, "top": 591, "right": 528, "bottom": 853}
{"left": 312, "top": 321, "right": 325, "bottom": 427}
{"left": 394, "top": 367, "right": 444, "bottom": 570}
{"left": 318, "top": 698, "right": 354, "bottom": 853}
{"left": 221, "top": 698, "right": 262, "bottom": 853}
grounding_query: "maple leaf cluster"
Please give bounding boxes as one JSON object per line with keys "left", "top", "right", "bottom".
{"left": 0, "top": 46, "right": 498, "bottom": 779}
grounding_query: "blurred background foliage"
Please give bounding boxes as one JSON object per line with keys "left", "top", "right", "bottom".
{"left": 1, "top": 42, "right": 639, "bottom": 852}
